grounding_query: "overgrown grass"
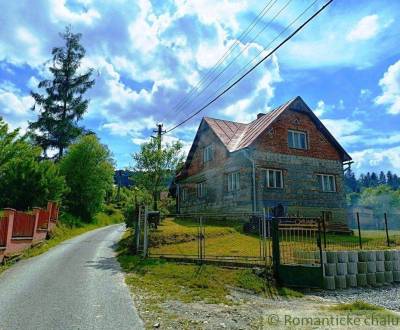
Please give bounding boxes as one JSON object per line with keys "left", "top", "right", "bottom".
{"left": 0, "top": 206, "right": 123, "bottom": 273}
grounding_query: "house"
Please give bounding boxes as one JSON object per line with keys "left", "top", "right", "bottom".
{"left": 175, "top": 96, "right": 352, "bottom": 224}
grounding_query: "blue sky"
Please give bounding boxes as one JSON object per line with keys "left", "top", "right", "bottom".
{"left": 0, "top": 0, "right": 399, "bottom": 174}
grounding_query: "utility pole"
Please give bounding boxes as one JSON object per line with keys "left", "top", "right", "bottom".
{"left": 151, "top": 123, "right": 165, "bottom": 211}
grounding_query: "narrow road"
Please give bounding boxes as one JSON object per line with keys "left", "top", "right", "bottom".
{"left": 0, "top": 224, "right": 143, "bottom": 330}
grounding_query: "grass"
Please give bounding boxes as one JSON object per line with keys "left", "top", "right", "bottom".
{"left": 118, "top": 229, "right": 302, "bottom": 306}
{"left": 150, "top": 218, "right": 400, "bottom": 265}
{"left": 327, "top": 301, "right": 400, "bottom": 320}
{"left": 0, "top": 206, "right": 123, "bottom": 273}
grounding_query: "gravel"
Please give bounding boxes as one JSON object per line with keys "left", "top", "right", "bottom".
{"left": 311, "top": 284, "right": 400, "bottom": 311}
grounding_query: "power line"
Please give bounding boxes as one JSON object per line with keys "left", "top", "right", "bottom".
{"left": 183, "top": 0, "right": 319, "bottom": 122}
{"left": 166, "top": 0, "right": 333, "bottom": 134}
{"left": 173, "top": 0, "right": 292, "bottom": 119}
{"left": 170, "top": 0, "right": 278, "bottom": 116}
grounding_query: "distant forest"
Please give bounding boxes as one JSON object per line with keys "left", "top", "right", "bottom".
{"left": 345, "top": 170, "right": 400, "bottom": 193}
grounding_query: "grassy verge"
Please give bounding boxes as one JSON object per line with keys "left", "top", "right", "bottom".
{"left": 118, "top": 229, "right": 302, "bottom": 328}
{"left": 0, "top": 206, "right": 123, "bottom": 273}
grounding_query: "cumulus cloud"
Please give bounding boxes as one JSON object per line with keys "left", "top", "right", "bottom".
{"left": 0, "top": 81, "right": 35, "bottom": 131}
{"left": 352, "top": 146, "right": 400, "bottom": 173}
{"left": 346, "top": 15, "right": 380, "bottom": 42}
{"left": 321, "top": 118, "right": 363, "bottom": 147}
{"left": 375, "top": 59, "right": 400, "bottom": 115}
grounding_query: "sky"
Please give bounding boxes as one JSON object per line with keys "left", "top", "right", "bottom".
{"left": 0, "top": 0, "right": 399, "bottom": 175}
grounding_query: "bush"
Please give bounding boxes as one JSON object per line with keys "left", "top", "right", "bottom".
{"left": 60, "top": 135, "right": 114, "bottom": 221}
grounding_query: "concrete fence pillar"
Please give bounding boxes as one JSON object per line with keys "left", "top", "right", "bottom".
{"left": 32, "top": 207, "right": 41, "bottom": 242}
{"left": 4, "top": 208, "right": 16, "bottom": 248}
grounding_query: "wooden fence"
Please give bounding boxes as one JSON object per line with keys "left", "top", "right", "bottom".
{"left": 0, "top": 201, "right": 59, "bottom": 262}
{"left": 12, "top": 212, "right": 36, "bottom": 238}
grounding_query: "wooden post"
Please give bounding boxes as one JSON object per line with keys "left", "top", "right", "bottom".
{"left": 356, "top": 212, "right": 362, "bottom": 250}
{"left": 384, "top": 213, "right": 390, "bottom": 247}
{"left": 321, "top": 213, "right": 327, "bottom": 249}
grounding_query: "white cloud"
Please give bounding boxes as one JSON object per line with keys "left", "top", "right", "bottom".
{"left": 314, "top": 100, "right": 325, "bottom": 117}
{"left": 321, "top": 119, "right": 363, "bottom": 147}
{"left": 48, "top": 0, "right": 100, "bottom": 24}
{"left": 375, "top": 59, "right": 400, "bottom": 115}
{"left": 102, "top": 117, "right": 155, "bottom": 137}
{"left": 0, "top": 83, "right": 35, "bottom": 132}
{"left": 346, "top": 15, "right": 380, "bottom": 42}
{"left": 352, "top": 146, "right": 400, "bottom": 172}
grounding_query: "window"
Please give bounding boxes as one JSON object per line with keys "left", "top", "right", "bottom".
{"left": 266, "top": 169, "right": 283, "bottom": 189}
{"left": 203, "top": 145, "right": 213, "bottom": 163}
{"left": 197, "top": 182, "right": 207, "bottom": 198}
{"left": 181, "top": 188, "right": 188, "bottom": 201}
{"left": 317, "top": 174, "right": 336, "bottom": 192}
{"left": 227, "top": 172, "right": 240, "bottom": 192}
{"left": 288, "top": 130, "right": 307, "bottom": 149}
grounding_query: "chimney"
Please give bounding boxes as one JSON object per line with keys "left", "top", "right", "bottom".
{"left": 257, "top": 113, "right": 265, "bottom": 119}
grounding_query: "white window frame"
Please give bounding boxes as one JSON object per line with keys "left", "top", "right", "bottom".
{"left": 181, "top": 188, "right": 188, "bottom": 201}
{"left": 197, "top": 182, "right": 207, "bottom": 198}
{"left": 227, "top": 171, "right": 240, "bottom": 192}
{"left": 265, "top": 169, "right": 283, "bottom": 189}
{"left": 203, "top": 145, "right": 213, "bottom": 163}
{"left": 317, "top": 174, "right": 336, "bottom": 192}
{"left": 288, "top": 130, "right": 308, "bottom": 150}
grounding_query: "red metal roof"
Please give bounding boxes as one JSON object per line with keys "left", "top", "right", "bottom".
{"left": 202, "top": 96, "right": 351, "bottom": 161}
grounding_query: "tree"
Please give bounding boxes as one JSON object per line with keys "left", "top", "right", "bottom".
{"left": 378, "top": 171, "right": 387, "bottom": 185}
{"left": 60, "top": 135, "right": 114, "bottom": 221}
{"left": 132, "top": 137, "right": 183, "bottom": 210}
{"left": 0, "top": 118, "right": 66, "bottom": 209}
{"left": 344, "top": 169, "right": 358, "bottom": 192}
{"left": 29, "top": 26, "right": 95, "bottom": 159}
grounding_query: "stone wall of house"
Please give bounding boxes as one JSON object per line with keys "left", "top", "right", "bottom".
{"left": 177, "top": 109, "right": 348, "bottom": 223}
{"left": 253, "top": 150, "right": 346, "bottom": 223}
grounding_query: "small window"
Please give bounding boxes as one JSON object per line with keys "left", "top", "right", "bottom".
{"left": 317, "top": 174, "right": 336, "bottom": 192}
{"left": 181, "top": 188, "right": 188, "bottom": 201}
{"left": 197, "top": 182, "right": 207, "bottom": 198}
{"left": 203, "top": 145, "right": 213, "bottom": 163}
{"left": 266, "top": 169, "right": 283, "bottom": 189}
{"left": 227, "top": 172, "right": 240, "bottom": 192}
{"left": 288, "top": 130, "right": 307, "bottom": 149}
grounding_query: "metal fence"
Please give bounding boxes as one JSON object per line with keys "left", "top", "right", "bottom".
{"left": 147, "top": 212, "right": 272, "bottom": 267}
{"left": 324, "top": 211, "right": 400, "bottom": 251}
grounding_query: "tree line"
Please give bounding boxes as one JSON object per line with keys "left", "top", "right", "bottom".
{"left": 345, "top": 169, "right": 400, "bottom": 193}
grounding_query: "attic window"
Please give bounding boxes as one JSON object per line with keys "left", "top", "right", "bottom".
{"left": 288, "top": 130, "right": 307, "bottom": 149}
{"left": 203, "top": 145, "right": 213, "bottom": 163}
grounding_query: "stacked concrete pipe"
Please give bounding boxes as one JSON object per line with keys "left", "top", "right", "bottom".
{"left": 323, "top": 250, "right": 400, "bottom": 290}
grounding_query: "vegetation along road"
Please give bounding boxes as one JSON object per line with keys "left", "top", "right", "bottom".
{"left": 0, "top": 224, "right": 143, "bottom": 330}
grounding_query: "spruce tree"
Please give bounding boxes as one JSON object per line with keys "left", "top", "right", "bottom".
{"left": 29, "top": 26, "right": 94, "bottom": 159}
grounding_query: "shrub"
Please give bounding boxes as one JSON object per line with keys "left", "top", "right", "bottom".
{"left": 60, "top": 135, "right": 114, "bottom": 221}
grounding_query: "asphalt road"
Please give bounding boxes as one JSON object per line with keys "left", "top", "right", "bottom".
{"left": 0, "top": 224, "right": 143, "bottom": 330}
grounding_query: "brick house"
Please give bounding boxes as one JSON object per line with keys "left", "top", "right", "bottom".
{"left": 175, "top": 96, "right": 352, "bottom": 224}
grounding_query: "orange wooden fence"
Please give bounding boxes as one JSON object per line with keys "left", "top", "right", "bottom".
{"left": 12, "top": 212, "right": 36, "bottom": 238}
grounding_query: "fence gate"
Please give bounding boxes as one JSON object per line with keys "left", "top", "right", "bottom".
{"left": 272, "top": 217, "right": 323, "bottom": 288}
{"left": 135, "top": 205, "right": 148, "bottom": 257}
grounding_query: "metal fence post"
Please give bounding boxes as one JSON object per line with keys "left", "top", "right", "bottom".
{"left": 384, "top": 213, "right": 390, "bottom": 247}
{"left": 135, "top": 206, "right": 142, "bottom": 254}
{"left": 143, "top": 206, "right": 148, "bottom": 257}
{"left": 356, "top": 212, "right": 362, "bottom": 250}
{"left": 321, "top": 214, "right": 327, "bottom": 249}
{"left": 271, "top": 218, "right": 280, "bottom": 284}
